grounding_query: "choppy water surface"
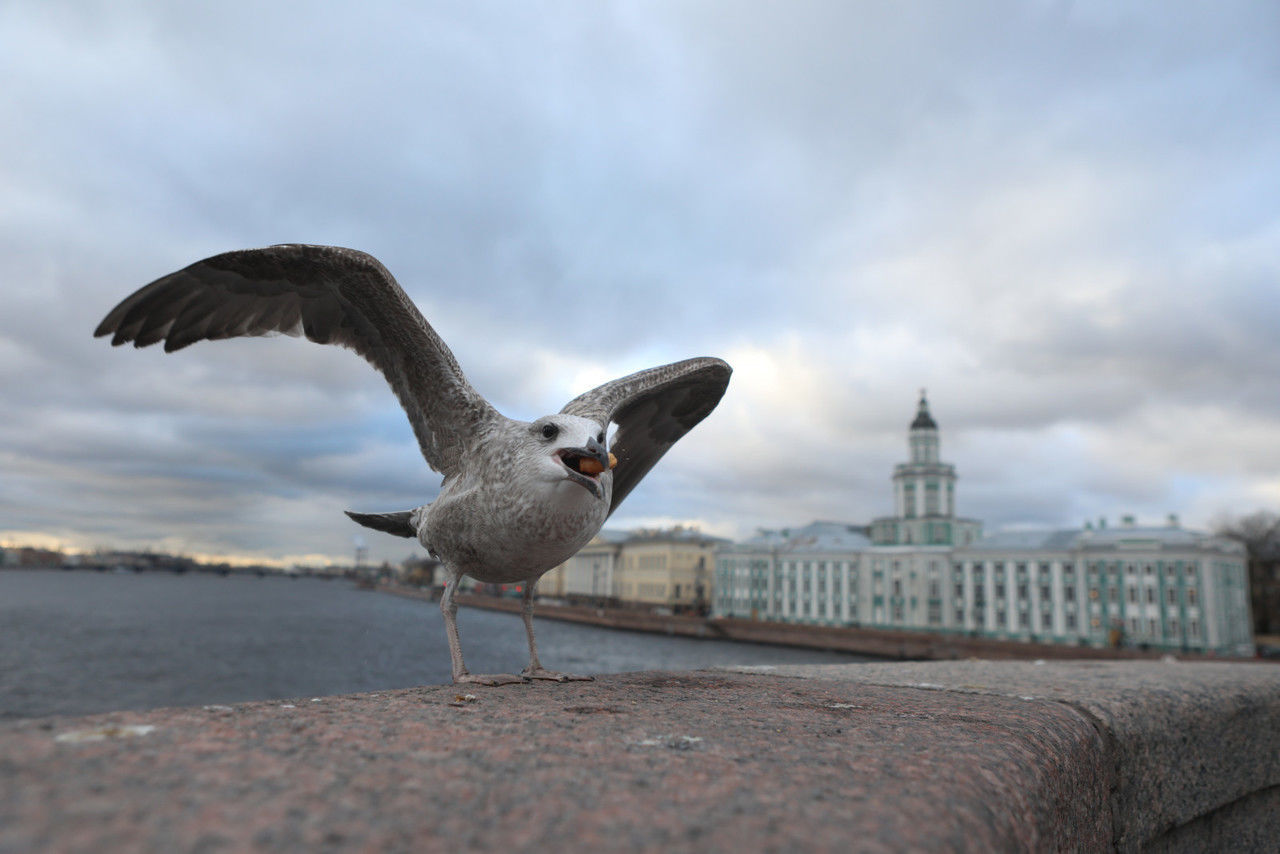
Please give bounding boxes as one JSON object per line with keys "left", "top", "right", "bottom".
{"left": 1, "top": 570, "right": 871, "bottom": 719}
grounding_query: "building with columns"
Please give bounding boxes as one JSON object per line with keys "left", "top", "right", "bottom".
{"left": 870, "top": 392, "right": 982, "bottom": 547}
{"left": 713, "top": 394, "right": 1254, "bottom": 655}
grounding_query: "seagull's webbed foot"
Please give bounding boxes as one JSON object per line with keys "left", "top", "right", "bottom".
{"left": 521, "top": 667, "right": 594, "bottom": 682}
{"left": 454, "top": 672, "right": 529, "bottom": 686}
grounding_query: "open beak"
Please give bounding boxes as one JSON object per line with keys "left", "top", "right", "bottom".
{"left": 556, "top": 436, "right": 616, "bottom": 499}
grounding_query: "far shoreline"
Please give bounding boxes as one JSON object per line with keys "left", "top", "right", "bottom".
{"left": 376, "top": 583, "right": 1253, "bottom": 664}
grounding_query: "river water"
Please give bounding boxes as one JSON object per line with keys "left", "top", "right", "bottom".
{"left": 1, "top": 570, "right": 871, "bottom": 719}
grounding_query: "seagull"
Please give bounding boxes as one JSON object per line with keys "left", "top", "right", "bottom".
{"left": 94, "top": 244, "right": 731, "bottom": 685}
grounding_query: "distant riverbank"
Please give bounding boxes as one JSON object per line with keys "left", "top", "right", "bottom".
{"left": 379, "top": 583, "right": 1241, "bottom": 663}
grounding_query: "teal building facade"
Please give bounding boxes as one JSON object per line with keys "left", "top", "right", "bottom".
{"left": 869, "top": 392, "right": 982, "bottom": 547}
{"left": 713, "top": 395, "right": 1254, "bottom": 655}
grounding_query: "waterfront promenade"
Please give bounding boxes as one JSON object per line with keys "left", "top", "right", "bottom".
{"left": 3, "top": 659, "right": 1277, "bottom": 852}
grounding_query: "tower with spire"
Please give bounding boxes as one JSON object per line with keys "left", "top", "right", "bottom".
{"left": 870, "top": 391, "right": 982, "bottom": 546}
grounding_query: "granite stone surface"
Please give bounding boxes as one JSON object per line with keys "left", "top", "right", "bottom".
{"left": 1145, "top": 785, "right": 1280, "bottom": 854}
{"left": 725, "top": 660, "right": 1280, "bottom": 850}
{"left": 2, "top": 661, "right": 1276, "bottom": 853}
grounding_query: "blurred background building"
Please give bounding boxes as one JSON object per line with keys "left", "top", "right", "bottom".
{"left": 542, "top": 526, "right": 726, "bottom": 614}
{"left": 713, "top": 396, "right": 1253, "bottom": 655}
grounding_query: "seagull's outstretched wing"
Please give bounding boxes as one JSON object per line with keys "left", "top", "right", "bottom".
{"left": 560, "top": 357, "right": 731, "bottom": 517}
{"left": 94, "top": 244, "right": 497, "bottom": 477}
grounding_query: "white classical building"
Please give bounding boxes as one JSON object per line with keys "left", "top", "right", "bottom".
{"left": 713, "top": 394, "right": 1254, "bottom": 655}
{"left": 869, "top": 392, "right": 982, "bottom": 548}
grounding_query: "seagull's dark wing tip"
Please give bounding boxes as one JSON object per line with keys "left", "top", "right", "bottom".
{"left": 345, "top": 510, "right": 417, "bottom": 539}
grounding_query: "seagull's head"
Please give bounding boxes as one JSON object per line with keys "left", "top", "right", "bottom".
{"left": 525, "top": 414, "right": 617, "bottom": 500}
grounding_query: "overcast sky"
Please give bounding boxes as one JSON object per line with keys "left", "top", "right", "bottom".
{"left": 2, "top": 1, "right": 1278, "bottom": 566}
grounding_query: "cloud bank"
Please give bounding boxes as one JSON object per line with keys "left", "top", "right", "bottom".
{"left": 2, "top": 1, "right": 1278, "bottom": 564}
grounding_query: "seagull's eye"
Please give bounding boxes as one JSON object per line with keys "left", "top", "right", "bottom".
{"left": 541, "top": 423, "right": 559, "bottom": 440}
{"left": 597, "top": 432, "right": 605, "bottom": 444}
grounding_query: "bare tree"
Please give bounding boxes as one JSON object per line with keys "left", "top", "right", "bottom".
{"left": 1215, "top": 510, "right": 1280, "bottom": 636}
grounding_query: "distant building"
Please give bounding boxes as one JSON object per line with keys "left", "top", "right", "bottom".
{"left": 952, "top": 524, "right": 1251, "bottom": 652}
{"left": 870, "top": 391, "right": 982, "bottom": 547}
{"left": 400, "top": 555, "right": 441, "bottom": 587}
{"left": 84, "top": 550, "right": 198, "bottom": 573}
{"left": 714, "top": 394, "right": 1254, "bottom": 655}
{"left": 542, "top": 526, "right": 726, "bottom": 612}
{"left": 716, "top": 522, "right": 869, "bottom": 623}
{"left": 539, "top": 531, "right": 630, "bottom": 601}
{"left": 6, "top": 546, "right": 67, "bottom": 568}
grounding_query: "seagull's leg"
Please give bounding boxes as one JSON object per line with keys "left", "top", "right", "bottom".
{"left": 440, "top": 569, "right": 469, "bottom": 679}
{"left": 440, "top": 567, "right": 527, "bottom": 687}
{"left": 520, "top": 580, "right": 593, "bottom": 682}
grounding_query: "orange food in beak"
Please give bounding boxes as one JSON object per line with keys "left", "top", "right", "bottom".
{"left": 576, "top": 453, "right": 617, "bottom": 476}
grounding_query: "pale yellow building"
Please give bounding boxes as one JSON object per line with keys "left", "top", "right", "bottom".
{"left": 538, "top": 532, "right": 626, "bottom": 599}
{"left": 540, "top": 527, "right": 725, "bottom": 613}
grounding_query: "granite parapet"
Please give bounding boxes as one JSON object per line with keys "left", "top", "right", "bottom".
{"left": 2, "top": 661, "right": 1276, "bottom": 852}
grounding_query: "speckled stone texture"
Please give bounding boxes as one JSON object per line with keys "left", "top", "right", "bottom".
{"left": 726, "top": 661, "right": 1280, "bottom": 851}
{"left": 0, "top": 662, "right": 1275, "bottom": 853}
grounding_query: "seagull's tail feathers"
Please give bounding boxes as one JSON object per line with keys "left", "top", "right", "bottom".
{"left": 344, "top": 510, "right": 417, "bottom": 539}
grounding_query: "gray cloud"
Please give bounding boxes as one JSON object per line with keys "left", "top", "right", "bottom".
{"left": 2, "top": 1, "right": 1278, "bottom": 563}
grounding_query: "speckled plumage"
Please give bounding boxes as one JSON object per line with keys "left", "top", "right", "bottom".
{"left": 95, "top": 244, "right": 732, "bottom": 685}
